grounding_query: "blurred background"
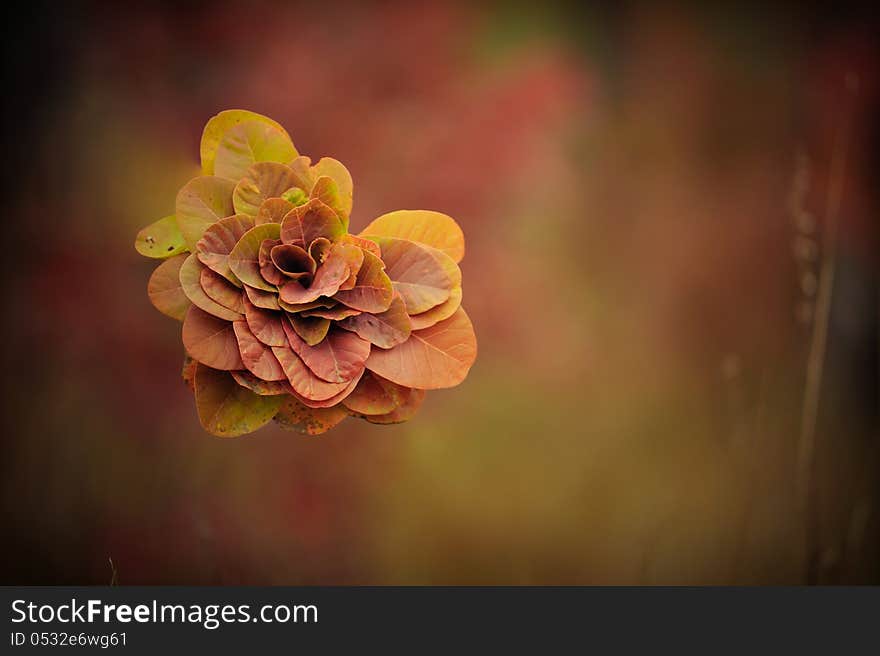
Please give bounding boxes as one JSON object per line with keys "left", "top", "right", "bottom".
{"left": 1, "top": 1, "right": 877, "bottom": 584}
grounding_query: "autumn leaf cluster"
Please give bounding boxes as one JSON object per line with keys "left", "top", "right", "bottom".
{"left": 136, "top": 110, "right": 476, "bottom": 436}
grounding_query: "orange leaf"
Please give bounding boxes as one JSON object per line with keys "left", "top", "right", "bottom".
{"left": 364, "top": 307, "right": 476, "bottom": 389}
{"left": 274, "top": 396, "right": 349, "bottom": 435}
{"left": 370, "top": 237, "right": 460, "bottom": 314}
{"left": 361, "top": 388, "right": 426, "bottom": 424}
{"left": 408, "top": 287, "right": 462, "bottom": 330}
{"left": 360, "top": 210, "right": 464, "bottom": 263}
{"left": 342, "top": 371, "right": 408, "bottom": 415}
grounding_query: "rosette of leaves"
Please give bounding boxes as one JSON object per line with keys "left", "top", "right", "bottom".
{"left": 136, "top": 110, "right": 477, "bottom": 436}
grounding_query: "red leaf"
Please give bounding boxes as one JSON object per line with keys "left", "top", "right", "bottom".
{"left": 372, "top": 237, "right": 461, "bottom": 314}
{"left": 182, "top": 306, "right": 244, "bottom": 371}
{"left": 243, "top": 284, "right": 281, "bottom": 310}
{"left": 278, "top": 242, "right": 358, "bottom": 305}
{"left": 270, "top": 243, "right": 316, "bottom": 279}
{"left": 258, "top": 238, "right": 286, "bottom": 286}
{"left": 279, "top": 298, "right": 335, "bottom": 314}
{"left": 333, "top": 250, "right": 393, "bottom": 313}
{"left": 301, "top": 305, "right": 361, "bottom": 321}
{"left": 242, "top": 297, "right": 287, "bottom": 346}
{"left": 200, "top": 266, "right": 245, "bottom": 313}
{"left": 283, "top": 320, "right": 370, "bottom": 383}
{"left": 309, "top": 237, "right": 332, "bottom": 264}
{"left": 196, "top": 214, "right": 255, "bottom": 282}
{"left": 289, "top": 370, "right": 362, "bottom": 408}
{"left": 339, "top": 293, "right": 411, "bottom": 348}
{"left": 231, "top": 370, "right": 293, "bottom": 396}
{"left": 227, "top": 223, "right": 282, "bottom": 292}
{"left": 271, "top": 344, "right": 353, "bottom": 401}
{"left": 232, "top": 321, "right": 286, "bottom": 381}
{"left": 341, "top": 233, "right": 382, "bottom": 258}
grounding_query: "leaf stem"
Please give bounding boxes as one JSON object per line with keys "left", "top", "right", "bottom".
{"left": 796, "top": 72, "right": 858, "bottom": 584}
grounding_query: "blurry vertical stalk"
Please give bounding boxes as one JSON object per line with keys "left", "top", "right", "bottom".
{"left": 796, "top": 73, "right": 859, "bottom": 584}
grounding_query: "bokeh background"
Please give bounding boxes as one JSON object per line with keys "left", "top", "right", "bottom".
{"left": 2, "top": 1, "right": 878, "bottom": 584}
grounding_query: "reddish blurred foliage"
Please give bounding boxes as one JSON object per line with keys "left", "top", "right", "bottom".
{"left": 3, "top": 1, "right": 589, "bottom": 584}
{"left": 2, "top": 1, "right": 876, "bottom": 584}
